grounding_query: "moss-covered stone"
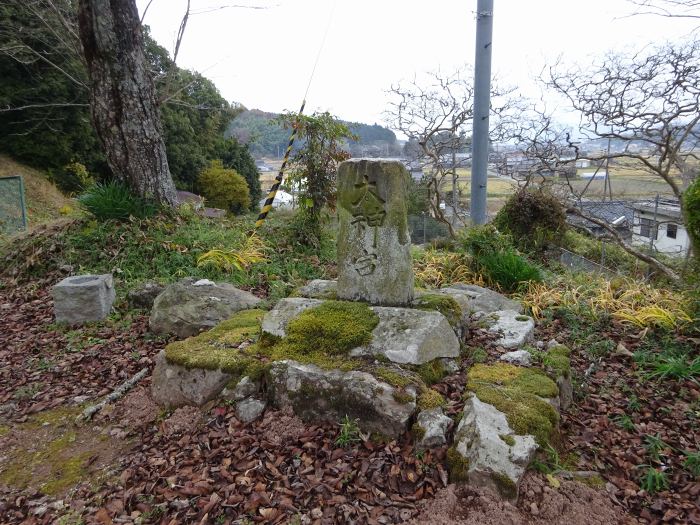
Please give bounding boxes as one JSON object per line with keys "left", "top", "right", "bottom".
{"left": 418, "top": 389, "right": 447, "bottom": 410}
{"left": 492, "top": 472, "right": 518, "bottom": 499}
{"left": 260, "top": 301, "right": 379, "bottom": 371}
{"left": 273, "top": 300, "right": 379, "bottom": 356}
{"left": 468, "top": 363, "right": 559, "bottom": 398}
{"left": 413, "top": 294, "right": 462, "bottom": 328}
{"left": 164, "top": 302, "right": 381, "bottom": 380}
{"left": 544, "top": 344, "right": 572, "bottom": 379}
{"left": 466, "top": 363, "right": 559, "bottom": 447}
{"left": 164, "top": 309, "right": 265, "bottom": 372}
{"left": 447, "top": 446, "right": 470, "bottom": 482}
{"left": 374, "top": 367, "right": 415, "bottom": 388}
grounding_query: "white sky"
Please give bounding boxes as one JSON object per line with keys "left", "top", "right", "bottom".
{"left": 137, "top": 0, "right": 698, "bottom": 131}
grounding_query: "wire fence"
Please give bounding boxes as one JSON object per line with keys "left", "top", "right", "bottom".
{"left": 0, "top": 176, "right": 28, "bottom": 235}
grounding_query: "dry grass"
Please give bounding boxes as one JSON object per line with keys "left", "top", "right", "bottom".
{"left": 521, "top": 275, "right": 693, "bottom": 330}
{"left": 413, "top": 248, "right": 483, "bottom": 289}
{"left": 0, "top": 155, "right": 74, "bottom": 227}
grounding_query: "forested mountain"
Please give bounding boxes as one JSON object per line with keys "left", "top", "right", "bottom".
{"left": 226, "top": 110, "right": 401, "bottom": 158}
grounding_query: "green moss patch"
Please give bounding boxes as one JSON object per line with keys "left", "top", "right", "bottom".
{"left": 492, "top": 472, "right": 517, "bottom": 499}
{"left": 447, "top": 447, "right": 470, "bottom": 482}
{"left": 466, "top": 363, "right": 559, "bottom": 446}
{"left": 392, "top": 389, "right": 414, "bottom": 404}
{"left": 0, "top": 431, "right": 91, "bottom": 495}
{"left": 260, "top": 301, "right": 380, "bottom": 371}
{"left": 418, "top": 389, "right": 447, "bottom": 410}
{"left": 0, "top": 405, "right": 116, "bottom": 497}
{"left": 374, "top": 367, "right": 415, "bottom": 388}
{"left": 165, "top": 309, "right": 266, "bottom": 372}
{"left": 499, "top": 434, "right": 516, "bottom": 447}
{"left": 543, "top": 344, "right": 572, "bottom": 379}
{"left": 274, "top": 301, "right": 379, "bottom": 356}
{"left": 468, "top": 363, "right": 559, "bottom": 398}
{"left": 413, "top": 293, "right": 462, "bottom": 328}
{"left": 417, "top": 359, "right": 448, "bottom": 385}
{"left": 165, "top": 302, "right": 383, "bottom": 379}
{"left": 411, "top": 423, "right": 426, "bottom": 440}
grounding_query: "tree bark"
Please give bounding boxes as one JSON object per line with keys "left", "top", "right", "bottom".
{"left": 77, "top": 0, "right": 177, "bottom": 205}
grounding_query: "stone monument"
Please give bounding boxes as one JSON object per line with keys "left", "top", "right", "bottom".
{"left": 336, "top": 159, "right": 414, "bottom": 305}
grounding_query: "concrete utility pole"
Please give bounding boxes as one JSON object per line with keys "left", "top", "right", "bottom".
{"left": 470, "top": 0, "right": 494, "bottom": 225}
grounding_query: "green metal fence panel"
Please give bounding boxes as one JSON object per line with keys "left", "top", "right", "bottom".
{"left": 0, "top": 175, "right": 28, "bottom": 235}
{"left": 408, "top": 214, "right": 450, "bottom": 245}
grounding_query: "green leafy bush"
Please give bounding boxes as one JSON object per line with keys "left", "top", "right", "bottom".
{"left": 78, "top": 181, "right": 157, "bottom": 221}
{"left": 198, "top": 160, "right": 250, "bottom": 214}
{"left": 458, "top": 224, "right": 514, "bottom": 258}
{"left": 683, "top": 177, "right": 700, "bottom": 261}
{"left": 493, "top": 187, "right": 566, "bottom": 253}
{"left": 216, "top": 138, "right": 262, "bottom": 208}
{"left": 52, "top": 162, "right": 95, "bottom": 195}
{"left": 456, "top": 224, "right": 540, "bottom": 292}
{"left": 475, "top": 249, "right": 542, "bottom": 293}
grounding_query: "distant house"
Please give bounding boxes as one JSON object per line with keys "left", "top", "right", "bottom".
{"left": 566, "top": 200, "right": 634, "bottom": 239}
{"left": 630, "top": 199, "right": 690, "bottom": 257}
{"left": 259, "top": 189, "right": 294, "bottom": 210}
{"left": 579, "top": 171, "right": 607, "bottom": 180}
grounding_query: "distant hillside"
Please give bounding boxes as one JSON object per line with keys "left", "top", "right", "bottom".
{"left": 0, "top": 155, "right": 73, "bottom": 229}
{"left": 226, "top": 109, "right": 401, "bottom": 158}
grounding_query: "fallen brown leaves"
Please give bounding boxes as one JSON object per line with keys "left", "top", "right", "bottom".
{"left": 0, "top": 281, "right": 169, "bottom": 421}
{"left": 538, "top": 316, "right": 700, "bottom": 525}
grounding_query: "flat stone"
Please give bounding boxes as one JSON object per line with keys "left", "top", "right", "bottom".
{"left": 151, "top": 350, "right": 232, "bottom": 408}
{"left": 350, "top": 307, "right": 460, "bottom": 364}
{"left": 127, "top": 281, "right": 164, "bottom": 309}
{"left": 262, "top": 299, "right": 460, "bottom": 365}
{"left": 484, "top": 310, "right": 535, "bottom": 349}
{"left": 52, "top": 274, "right": 116, "bottom": 325}
{"left": 260, "top": 297, "right": 322, "bottom": 337}
{"left": 221, "top": 376, "right": 259, "bottom": 402}
{"left": 337, "top": 159, "right": 414, "bottom": 306}
{"left": 235, "top": 397, "right": 267, "bottom": 424}
{"left": 452, "top": 395, "right": 538, "bottom": 501}
{"left": 296, "top": 279, "right": 338, "bottom": 299}
{"left": 441, "top": 284, "right": 522, "bottom": 315}
{"left": 499, "top": 350, "right": 533, "bottom": 366}
{"left": 268, "top": 360, "right": 416, "bottom": 438}
{"left": 415, "top": 407, "right": 452, "bottom": 450}
{"left": 149, "top": 277, "right": 262, "bottom": 339}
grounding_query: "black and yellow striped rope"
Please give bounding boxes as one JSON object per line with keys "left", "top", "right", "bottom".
{"left": 255, "top": 100, "right": 306, "bottom": 228}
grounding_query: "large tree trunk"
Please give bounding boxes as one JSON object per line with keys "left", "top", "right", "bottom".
{"left": 77, "top": 0, "right": 177, "bottom": 205}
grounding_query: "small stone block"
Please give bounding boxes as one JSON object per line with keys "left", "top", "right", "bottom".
{"left": 52, "top": 274, "right": 116, "bottom": 325}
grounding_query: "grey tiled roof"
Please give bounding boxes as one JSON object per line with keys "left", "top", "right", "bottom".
{"left": 567, "top": 200, "right": 634, "bottom": 229}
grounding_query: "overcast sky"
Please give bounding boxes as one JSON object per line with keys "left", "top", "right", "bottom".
{"left": 136, "top": 0, "right": 698, "bottom": 130}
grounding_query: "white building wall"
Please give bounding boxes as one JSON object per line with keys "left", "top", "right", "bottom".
{"left": 631, "top": 210, "right": 690, "bottom": 257}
